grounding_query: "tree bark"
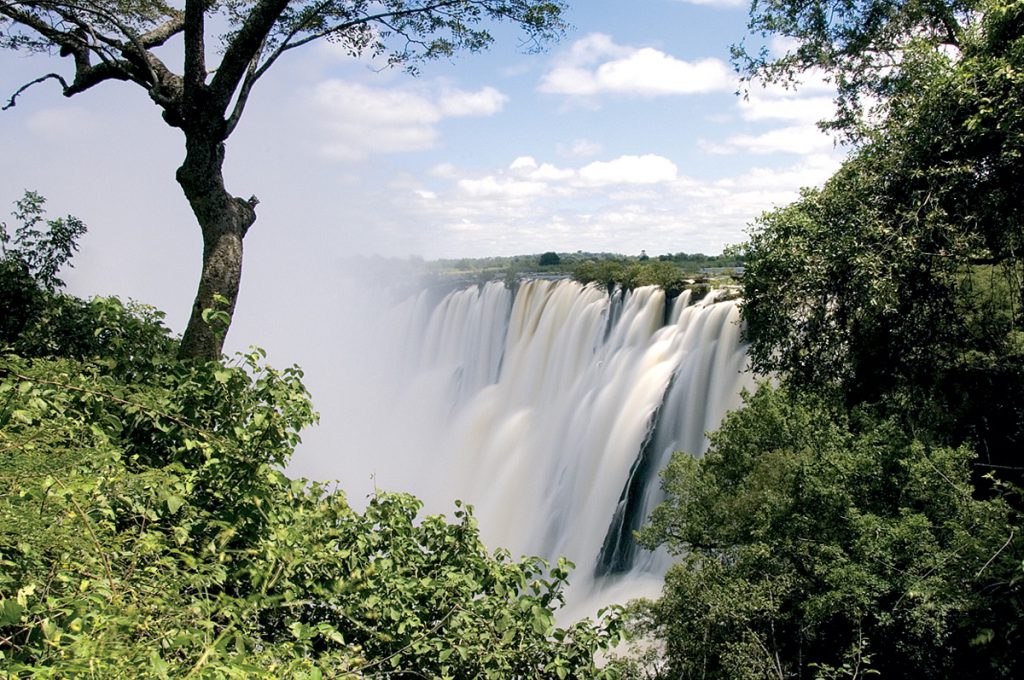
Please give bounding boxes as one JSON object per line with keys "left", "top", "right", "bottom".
{"left": 175, "top": 132, "right": 256, "bottom": 361}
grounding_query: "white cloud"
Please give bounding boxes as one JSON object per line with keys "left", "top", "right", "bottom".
{"left": 597, "top": 50, "right": 734, "bottom": 95}
{"left": 430, "top": 163, "right": 459, "bottom": 178}
{"left": 509, "top": 156, "right": 576, "bottom": 181}
{"left": 739, "top": 93, "right": 836, "bottom": 124}
{"left": 738, "top": 70, "right": 836, "bottom": 124}
{"left": 703, "top": 124, "right": 837, "bottom": 155}
{"left": 457, "top": 176, "right": 550, "bottom": 199}
{"left": 696, "top": 70, "right": 840, "bottom": 158}
{"left": 769, "top": 35, "right": 802, "bottom": 57}
{"left": 396, "top": 149, "right": 845, "bottom": 257}
{"left": 438, "top": 86, "right": 508, "bottom": 117}
{"left": 716, "top": 153, "right": 842, "bottom": 191}
{"left": 539, "top": 34, "right": 735, "bottom": 97}
{"left": 509, "top": 156, "right": 538, "bottom": 170}
{"left": 558, "top": 139, "right": 603, "bottom": 159}
{"left": 578, "top": 154, "right": 678, "bottom": 185}
{"left": 566, "top": 33, "right": 633, "bottom": 64}
{"left": 310, "top": 81, "right": 508, "bottom": 160}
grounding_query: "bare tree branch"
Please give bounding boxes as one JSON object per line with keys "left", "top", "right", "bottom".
{"left": 2, "top": 72, "right": 68, "bottom": 109}
{"left": 224, "top": 44, "right": 263, "bottom": 137}
{"left": 271, "top": 1, "right": 464, "bottom": 59}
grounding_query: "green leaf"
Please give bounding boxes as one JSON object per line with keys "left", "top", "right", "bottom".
{"left": 0, "top": 599, "right": 25, "bottom": 626}
{"left": 165, "top": 495, "right": 184, "bottom": 515}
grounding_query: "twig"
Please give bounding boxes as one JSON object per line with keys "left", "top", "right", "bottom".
{"left": 51, "top": 477, "right": 119, "bottom": 598}
{"left": 352, "top": 606, "right": 457, "bottom": 675}
{"left": 3, "top": 73, "right": 70, "bottom": 110}
{"left": 976, "top": 528, "right": 1015, "bottom": 578}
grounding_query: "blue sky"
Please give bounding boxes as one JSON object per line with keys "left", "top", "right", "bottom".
{"left": 0, "top": 0, "right": 844, "bottom": 346}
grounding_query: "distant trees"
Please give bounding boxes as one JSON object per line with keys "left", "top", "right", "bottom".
{"left": 539, "top": 251, "right": 561, "bottom": 266}
{"left": 0, "top": 0, "right": 568, "bottom": 360}
{"left": 572, "top": 258, "right": 726, "bottom": 300}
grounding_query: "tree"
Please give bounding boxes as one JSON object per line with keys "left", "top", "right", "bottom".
{"left": 0, "top": 1, "right": 567, "bottom": 360}
{"left": 735, "top": 0, "right": 985, "bottom": 137}
{"left": 741, "top": 0, "right": 1024, "bottom": 468}
{"left": 1, "top": 190, "right": 90, "bottom": 347}
{"left": 538, "top": 251, "right": 561, "bottom": 266}
{"left": 627, "top": 385, "right": 1023, "bottom": 678}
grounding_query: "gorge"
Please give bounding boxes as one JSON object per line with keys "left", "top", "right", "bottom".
{"left": 300, "top": 277, "right": 757, "bottom": 614}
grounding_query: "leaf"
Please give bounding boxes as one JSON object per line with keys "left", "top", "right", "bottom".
{"left": 166, "top": 495, "right": 184, "bottom": 515}
{"left": 0, "top": 599, "right": 25, "bottom": 626}
{"left": 149, "top": 650, "right": 170, "bottom": 676}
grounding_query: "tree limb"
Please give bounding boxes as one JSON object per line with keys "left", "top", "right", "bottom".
{"left": 2, "top": 72, "right": 68, "bottom": 109}
{"left": 209, "top": 0, "right": 291, "bottom": 111}
{"left": 223, "top": 47, "right": 262, "bottom": 137}
{"left": 183, "top": 0, "right": 208, "bottom": 94}
{"left": 139, "top": 11, "right": 186, "bottom": 48}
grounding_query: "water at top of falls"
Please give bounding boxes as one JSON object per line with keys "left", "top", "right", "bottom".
{"left": 292, "top": 277, "right": 757, "bottom": 618}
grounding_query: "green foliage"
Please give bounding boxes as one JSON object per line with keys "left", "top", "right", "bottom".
{"left": 741, "top": 0, "right": 1024, "bottom": 464}
{"left": 1, "top": 190, "right": 86, "bottom": 292}
{"left": 572, "top": 258, "right": 712, "bottom": 300}
{"left": 1, "top": 191, "right": 89, "bottom": 346}
{"left": 630, "top": 385, "right": 1023, "bottom": 678}
{"left": 630, "top": 3, "right": 1024, "bottom": 677}
{"left": 735, "top": 0, "right": 980, "bottom": 136}
{"left": 0, "top": 191, "right": 176, "bottom": 370}
{"left": 539, "top": 251, "right": 561, "bottom": 266}
{"left": 0, "top": 296, "right": 623, "bottom": 677}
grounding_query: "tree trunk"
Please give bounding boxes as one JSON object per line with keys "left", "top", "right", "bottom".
{"left": 176, "top": 133, "right": 256, "bottom": 361}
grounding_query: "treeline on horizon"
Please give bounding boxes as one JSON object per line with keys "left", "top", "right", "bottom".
{"left": 424, "top": 249, "right": 745, "bottom": 276}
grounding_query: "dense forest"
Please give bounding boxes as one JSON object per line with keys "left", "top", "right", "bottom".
{"left": 4, "top": 0, "right": 1024, "bottom": 677}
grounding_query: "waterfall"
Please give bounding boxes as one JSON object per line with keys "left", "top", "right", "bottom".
{"left": 300, "top": 277, "right": 756, "bottom": 615}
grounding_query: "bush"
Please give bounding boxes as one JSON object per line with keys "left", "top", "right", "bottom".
{"left": 0, "top": 311, "right": 623, "bottom": 677}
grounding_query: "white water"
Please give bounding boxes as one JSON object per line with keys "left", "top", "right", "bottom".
{"left": 297, "top": 277, "right": 756, "bottom": 616}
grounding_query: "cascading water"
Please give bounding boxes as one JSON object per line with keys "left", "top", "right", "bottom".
{"left": 298, "top": 277, "right": 756, "bottom": 616}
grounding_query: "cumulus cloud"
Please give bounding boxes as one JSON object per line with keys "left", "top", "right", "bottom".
{"left": 457, "top": 176, "right": 550, "bottom": 199}
{"left": 399, "top": 149, "right": 845, "bottom": 257}
{"left": 539, "top": 33, "right": 735, "bottom": 97}
{"left": 437, "top": 87, "right": 508, "bottom": 117}
{"left": 446, "top": 153, "right": 679, "bottom": 203}
{"left": 310, "top": 81, "right": 508, "bottom": 160}
{"left": 578, "top": 154, "right": 678, "bottom": 185}
{"left": 696, "top": 69, "right": 840, "bottom": 157}
{"left": 509, "top": 156, "right": 576, "bottom": 181}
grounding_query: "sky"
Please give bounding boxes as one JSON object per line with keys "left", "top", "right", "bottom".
{"left": 0, "top": 1, "right": 845, "bottom": 437}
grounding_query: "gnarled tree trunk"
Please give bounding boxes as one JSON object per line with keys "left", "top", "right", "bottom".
{"left": 175, "top": 132, "right": 256, "bottom": 361}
